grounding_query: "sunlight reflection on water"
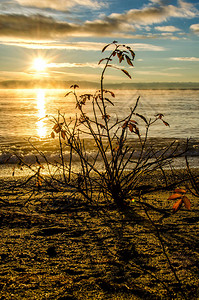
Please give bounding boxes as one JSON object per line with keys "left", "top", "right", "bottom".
{"left": 36, "top": 89, "right": 47, "bottom": 138}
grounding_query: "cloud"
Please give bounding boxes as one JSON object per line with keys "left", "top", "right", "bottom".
{"left": 3, "top": 41, "right": 106, "bottom": 51}
{"left": 190, "top": 23, "right": 199, "bottom": 34}
{"left": 15, "top": 0, "right": 104, "bottom": 10}
{"left": 0, "top": 14, "right": 72, "bottom": 39}
{"left": 132, "top": 43, "right": 165, "bottom": 51}
{"left": 2, "top": 41, "right": 166, "bottom": 52}
{"left": 47, "top": 62, "right": 99, "bottom": 68}
{"left": 0, "top": 14, "right": 134, "bottom": 39}
{"left": 149, "top": 0, "right": 163, "bottom": 4}
{"left": 155, "top": 26, "right": 180, "bottom": 32}
{"left": 135, "top": 70, "right": 182, "bottom": 77}
{"left": 165, "top": 67, "right": 189, "bottom": 70}
{"left": 170, "top": 57, "right": 199, "bottom": 62}
{"left": 0, "top": 1, "right": 198, "bottom": 41}
{"left": 109, "top": 0, "right": 198, "bottom": 25}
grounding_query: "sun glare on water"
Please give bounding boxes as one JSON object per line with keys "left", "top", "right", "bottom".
{"left": 36, "top": 89, "right": 46, "bottom": 138}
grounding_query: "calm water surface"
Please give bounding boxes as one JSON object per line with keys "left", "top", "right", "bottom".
{"left": 0, "top": 88, "right": 198, "bottom": 175}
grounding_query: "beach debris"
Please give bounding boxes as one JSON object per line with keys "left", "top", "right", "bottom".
{"left": 168, "top": 188, "right": 191, "bottom": 213}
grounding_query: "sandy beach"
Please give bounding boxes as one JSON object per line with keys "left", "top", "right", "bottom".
{"left": 0, "top": 170, "right": 198, "bottom": 300}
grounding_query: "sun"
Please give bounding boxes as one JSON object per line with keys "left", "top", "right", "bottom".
{"left": 33, "top": 57, "right": 47, "bottom": 72}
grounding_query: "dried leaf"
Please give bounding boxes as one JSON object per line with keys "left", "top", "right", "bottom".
{"left": 125, "top": 55, "right": 134, "bottom": 66}
{"left": 173, "top": 198, "right": 183, "bottom": 213}
{"left": 134, "top": 127, "right": 140, "bottom": 135}
{"left": 174, "top": 188, "right": 186, "bottom": 194}
{"left": 121, "top": 69, "right": 131, "bottom": 79}
{"left": 70, "top": 84, "right": 79, "bottom": 89}
{"left": 163, "top": 120, "right": 170, "bottom": 127}
{"left": 130, "top": 120, "right": 138, "bottom": 125}
{"left": 104, "top": 98, "right": 114, "bottom": 106}
{"left": 183, "top": 196, "right": 191, "bottom": 210}
{"left": 64, "top": 91, "right": 72, "bottom": 97}
{"left": 98, "top": 58, "right": 108, "bottom": 65}
{"left": 102, "top": 43, "right": 111, "bottom": 52}
{"left": 117, "top": 51, "right": 122, "bottom": 59}
{"left": 122, "top": 121, "right": 128, "bottom": 129}
{"left": 168, "top": 193, "right": 183, "bottom": 200}
{"left": 119, "top": 55, "right": 124, "bottom": 63}
{"left": 53, "top": 123, "right": 62, "bottom": 133}
{"left": 128, "top": 123, "right": 135, "bottom": 132}
{"left": 51, "top": 131, "right": 55, "bottom": 138}
{"left": 155, "top": 113, "right": 164, "bottom": 119}
{"left": 61, "top": 130, "right": 66, "bottom": 140}
{"left": 136, "top": 113, "right": 148, "bottom": 124}
{"left": 105, "top": 90, "right": 115, "bottom": 98}
{"left": 102, "top": 114, "right": 110, "bottom": 120}
{"left": 129, "top": 49, "right": 135, "bottom": 60}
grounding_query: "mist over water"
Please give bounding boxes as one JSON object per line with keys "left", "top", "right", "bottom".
{"left": 0, "top": 88, "right": 198, "bottom": 175}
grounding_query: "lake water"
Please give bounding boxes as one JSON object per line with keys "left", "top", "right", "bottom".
{"left": 0, "top": 88, "right": 199, "bottom": 176}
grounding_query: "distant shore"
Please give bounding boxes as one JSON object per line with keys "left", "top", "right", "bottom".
{"left": 0, "top": 80, "right": 198, "bottom": 90}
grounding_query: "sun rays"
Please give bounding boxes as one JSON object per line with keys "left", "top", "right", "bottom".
{"left": 33, "top": 57, "right": 47, "bottom": 73}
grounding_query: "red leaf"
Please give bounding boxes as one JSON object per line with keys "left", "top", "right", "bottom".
{"left": 128, "top": 123, "right": 134, "bottom": 132}
{"left": 125, "top": 55, "right": 134, "bottom": 66}
{"left": 117, "top": 51, "right": 122, "bottom": 59}
{"left": 121, "top": 69, "right": 131, "bottom": 79}
{"left": 168, "top": 193, "right": 183, "bottom": 200}
{"left": 174, "top": 188, "right": 186, "bottom": 194}
{"left": 119, "top": 55, "right": 124, "bottom": 63}
{"left": 122, "top": 121, "right": 128, "bottom": 129}
{"left": 130, "top": 120, "right": 138, "bottom": 125}
{"left": 53, "top": 123, "right": 62, "bottom": 133}
{"left": 163, "top": 120, "right": 170, "bottom": 127}
{"left": 183, "top": 196, "right": 191, "bottom": 210}
{"left": 105, "top": 90, "right": 115, "bottom": 98}
{"left": 173, "top": 198, "right": 183, "bottom": 213}
{"left": 61, "top": 130, "right": 66, "bottom": 140}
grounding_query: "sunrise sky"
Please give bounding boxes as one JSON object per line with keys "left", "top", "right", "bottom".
{"left": 0, "top": 0, "right": 199, "bottom": 84}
